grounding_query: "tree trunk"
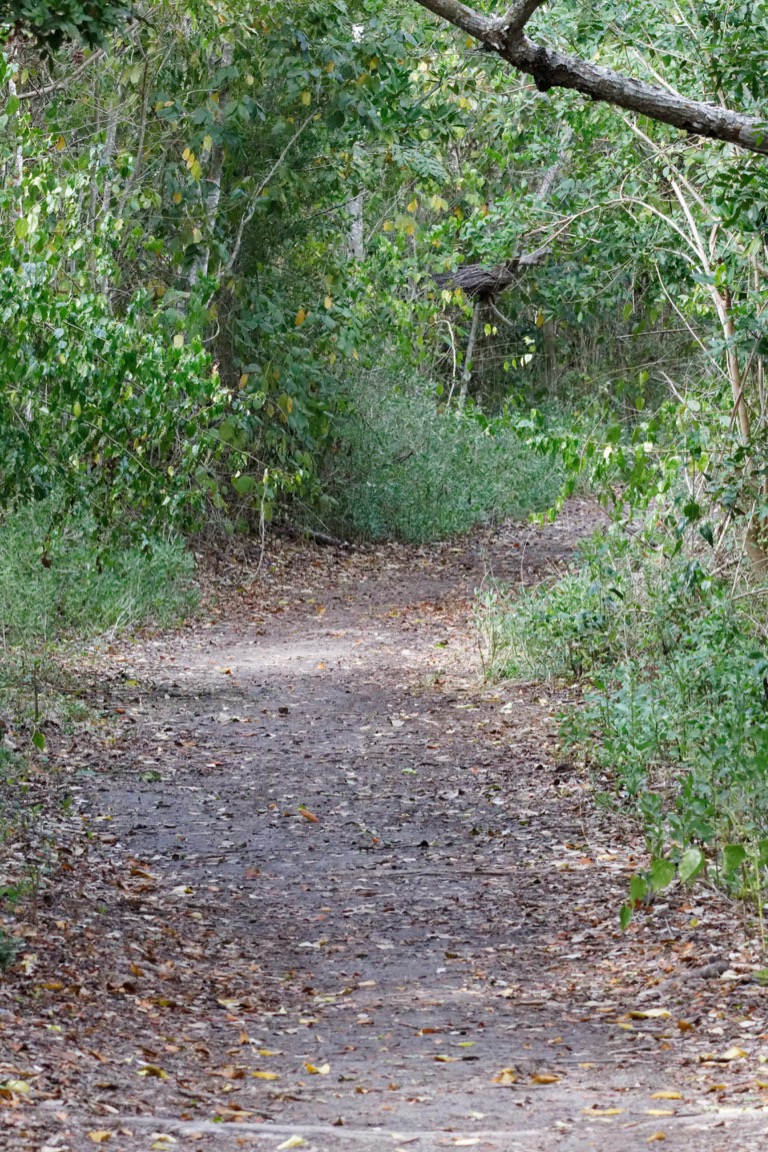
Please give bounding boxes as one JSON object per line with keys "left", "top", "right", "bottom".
{"left": 458, "top": 300, "right": 483, "bottom": 409}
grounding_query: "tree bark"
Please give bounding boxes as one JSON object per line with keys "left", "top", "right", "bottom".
{"left": 413, "top": 0, "right": 768, "bottom": 157}
{"left": 458, "top": 299, "right": 483, "bottom": 408}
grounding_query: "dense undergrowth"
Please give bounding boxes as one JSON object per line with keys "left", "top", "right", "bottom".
{"left": 479, "top": 531, "right": 768, "bottom": 930}
{"left": 314, "top": 377, "right": 562, "bottom": 542}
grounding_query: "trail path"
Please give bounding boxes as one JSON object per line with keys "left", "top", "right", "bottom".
{"left": 3, "top": 506, "right": 768, "bottom": 1151}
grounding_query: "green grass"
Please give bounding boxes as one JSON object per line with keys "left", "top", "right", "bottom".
{"left": 0, "top": 500, "right": 198, "bottom": 728}
{"left": 316, "top": 375, "right": 562, "bottom": 542}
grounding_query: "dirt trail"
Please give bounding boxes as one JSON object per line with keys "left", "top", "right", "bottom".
{"left": 3, "top": 505, "right": 768, "bottom": 1151}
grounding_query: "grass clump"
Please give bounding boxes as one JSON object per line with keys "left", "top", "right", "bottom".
{"left": 479, "top": 532, "right": 768, "bottom": 924}
{"left": 316, "top": 375, "right": 562, "bottom": 542}
{"left": 0, "top": 500, "right": 197, "bottom": 729}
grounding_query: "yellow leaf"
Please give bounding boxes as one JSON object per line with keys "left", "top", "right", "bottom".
{"left": 651, "top": 1091, "right": 682, "bottom": 1100}
{"left": 407, "top": 199, "right": 418, "bottom": 213}
{"left": 173, "top": 333, "right": 184, "bottom": 348}
{"left": 182, "top": 147, "right": 191, "bottom": 161}
{"left": 137, "top": 1065, "right": 168, "bottom": 1079}
{"left": 239, "top": 374, "right": 249, "bottom": 388}
{"left": 305, "top": 1062, "right": 330, "bottom": 1075}
{"left": 88, "top": 1133, "right": 112, "bottom": 1144}
{"left": 531, "top": 1073, "right": 560, "bottom": 1084}
{"left": 404, "top": 221, "right": 415, "bottom": 236}
{"left": 192, "top": 227, "right": 202, "bottom": 244}
{"left": 203, "top": 134, "right": 213, "bottom": 152}
{"left": 434, "top": 1054, "right": 459, "bottom": 1063}
{"left": 3, "top": 1080, "right": 30, "bottom": 1095}
{"left": 646, "top": 1110, "right": 675, "bottom": 1117}
{"left": 324, "top": 295, "right": 333, "bottom": 310}
{"left": 629, "top": 1009, "right": 671, "bottom": 1019}
{"left": 301, "top": 91, "right": 311, "bottom": 106}
{"left": 55, "top": 135, "right": 66, "bottom": 151}
{"left": 259, "top": 1048, "right": 279, "bottom": 1057}
{"left": 492, "top": 1068, "right": 517, "bottom": 1085}
{"left": 190, "top": 160, "right": 202, "bottom": 180}
{"left": 535, "top": 310, "right": 545, "bottom": 328}
{"left": 383, "top": 220, "right": 394, "bottom": 232}
{"left": 647, "top": 1134, "right": 667, "bottom": 1143}
{"left": 295, "top": 307, "right": 307, "bottom": 326}
{"left": 252, "top": 1070, "right": 280, "bottom": 1080}
{"left": 276, "top": 1137, "right": 306, "bottom": 1150}
{"left": 721, "top": 1046, "right": 748, "bottom": 1061}
{"left": 582, "top": 1107, "right": 624, "bottom": 1116}
{"left": 172, "top": 191, "right": 182, "bottom": 204}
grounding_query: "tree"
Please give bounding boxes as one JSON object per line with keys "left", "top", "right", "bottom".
{"left": 412, "top": 0, "right": 768, "bottom": 156}
{"left": 0, "top": 0, "right": 126, "bottom": 51}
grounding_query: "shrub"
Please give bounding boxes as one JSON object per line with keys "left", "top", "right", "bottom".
{"left": 479, "top": 532, "right": 768, "bottom": 923}
{"left": 315, "top": 374, "right": 562, "bottom": 542}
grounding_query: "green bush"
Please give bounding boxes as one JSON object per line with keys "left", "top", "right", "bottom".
{"left": 480, "top": 533, "right": 768, "bottom": 921}
{"left": 316, "top": 375, "right": 562, "bottom": 542}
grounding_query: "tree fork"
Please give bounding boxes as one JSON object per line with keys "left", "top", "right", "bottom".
{"left": 413, "top": 0, "right": 768, "bottom": 157}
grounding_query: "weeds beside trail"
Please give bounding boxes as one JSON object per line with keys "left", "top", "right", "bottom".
{"left": 479, "top": 529, "right": 768, "bottom": 933}
{"left": 2, "top": 504, "right": 768, "bottom": 1152}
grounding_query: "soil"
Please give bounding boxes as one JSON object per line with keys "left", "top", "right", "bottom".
{"left": 2, "top": 502, "right": 768, "bottom": 1152}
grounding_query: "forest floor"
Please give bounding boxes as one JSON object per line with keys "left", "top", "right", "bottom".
{"left": 3, "top": 502, "right": 768, "bottom": 1152}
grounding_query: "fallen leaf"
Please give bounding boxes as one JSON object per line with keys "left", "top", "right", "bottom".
{"left": 299, "top": 809, "right": 319, "bottom": 823}
{"left": 492, "top": 1068, "right": 517, "bottom": 1085}
{"left": 1, "top": 1079, "right": 30, "bottom": 1095}
{"left": 137, "top": 1065, "right": 168, "bottom": 1079}
{"left": 434, "top": 1054, "right": 459, "bottom": 1063}
{"left": 651, "top": 1091, "right": 682, "bottom": 1100}
{"left": 531, "top": 1073, "right": 560, "bottom": 1084}
{"left": 88, "top": 1134, "right": 112, "bottom": 1145}
{"left": 305, "top": 1062, "right": 330, "bottom": 1075}
{"left": 646, "top": 1110, "right": 675, "bottom": 1117}
{"left": 629, "top": 1009, "right": 671, "bottom": 1020}
{"left": 252, "top": 1071, "right": 280, "bottom": 1080}
{"left": 582, "top": 1107, "right": 624, "bottom": 1116}
{"left": 276, "top": 1138, "right": 306, "bottom": 1150}
{"left": 647, "top": 1134, "right": 667, "bottom": 1143}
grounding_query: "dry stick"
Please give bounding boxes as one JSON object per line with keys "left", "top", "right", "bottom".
{"left": 17, "top": 50, "right": 105, "bottom": 99}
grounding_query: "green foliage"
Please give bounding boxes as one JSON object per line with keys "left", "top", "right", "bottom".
{"left": 481, "top": 532, "right": 768, "bottom": 920}
{"left": 317, "top": 375, "right": 562, "bottom": 542}
{"left": 0, "top": 498, "right": 197, "bottom": 727}
{"left": 0, "top": 0, "right": 125, "bottom": 50}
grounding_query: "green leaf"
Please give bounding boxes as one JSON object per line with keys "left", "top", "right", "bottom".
{"left": 650, "top": 857, "right": 676, "bottom": 892}
{"left": 32, "top": 731, "right": 46, "bottom": 751}
{"left": 723, "top": 844, "right": 747, "bottom": 875}
{"left": 619, "top": 903, "right": 633, "bottom": 931}
{"left": 14, "top": 217, "right": 28, "bottom": 240}
{"left": 232, "top": 474, "right": 256, "bottom": 495}
{"left": 678, "top": 846, "right": 705, "bottom": 884}
{"left": 628, "top": 873, "right": 647, "bottom": 903}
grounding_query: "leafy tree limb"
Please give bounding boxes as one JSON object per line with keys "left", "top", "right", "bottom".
{"left": 412, "top": 0, "right": 768, "bottom": 156}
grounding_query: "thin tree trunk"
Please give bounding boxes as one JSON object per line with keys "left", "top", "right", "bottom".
{"left": 190, "top": 41, "right": 234, "bottom": 289}
{"left": 458, "top": 300, "right": 483, "bottom": 409}
{"left": 347, "top": 192, "right": 364, "bottom": 260}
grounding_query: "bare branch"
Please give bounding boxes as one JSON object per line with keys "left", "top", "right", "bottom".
{"left": 17, "top": 51, "right": 105, "bottom": 100}
{"left": 413, "top": 0, "right": 768, "bottom": 156}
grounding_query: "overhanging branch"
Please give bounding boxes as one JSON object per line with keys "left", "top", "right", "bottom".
{"left": 413, "top": 0, "right": 768, "bottom": 157}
